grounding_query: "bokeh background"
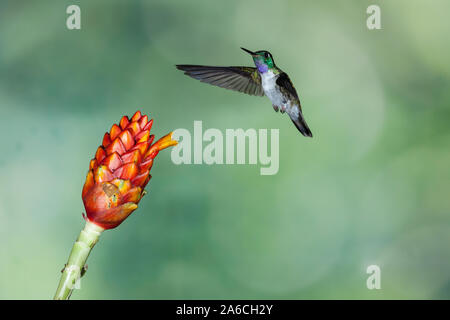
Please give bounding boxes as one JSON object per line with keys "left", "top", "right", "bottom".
{"left": 1, "top": 0, "right": 450, "bottom": 299}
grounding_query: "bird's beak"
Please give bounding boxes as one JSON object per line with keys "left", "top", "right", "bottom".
{"left": 241, "top": 47, "right": 256, "bottom": 56}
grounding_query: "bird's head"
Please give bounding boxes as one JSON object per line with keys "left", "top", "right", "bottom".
{"left": 241, "top": 47, "right": 275, "bottom": 73}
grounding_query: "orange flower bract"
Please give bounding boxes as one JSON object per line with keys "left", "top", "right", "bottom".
{"left": 82, "top": 111, "right": 177, "bottom": 230}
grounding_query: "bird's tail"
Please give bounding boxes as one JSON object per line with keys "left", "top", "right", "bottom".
{"left": 291, "top": 111, "right": 313, "bottom": 137}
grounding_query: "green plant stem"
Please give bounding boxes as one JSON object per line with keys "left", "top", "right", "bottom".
{"left": 53, "top": 221, "right": 104, "bottom": 300}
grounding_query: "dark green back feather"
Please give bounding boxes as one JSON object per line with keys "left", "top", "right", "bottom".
{"left": 276, "top": 72, "right": 301, "bottom": 108}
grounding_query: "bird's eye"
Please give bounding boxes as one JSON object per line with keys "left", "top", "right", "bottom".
{"left": 264, "top": 52, "right": 269, "bottom": 58}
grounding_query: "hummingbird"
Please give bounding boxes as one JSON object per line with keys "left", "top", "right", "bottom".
{"left": 176, "top": 47, "right": 312, "bottom": 137}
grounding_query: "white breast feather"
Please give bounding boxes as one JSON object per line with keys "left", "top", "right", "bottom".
{"left": 261, "top": 71, "right": 283, "bottom": 106}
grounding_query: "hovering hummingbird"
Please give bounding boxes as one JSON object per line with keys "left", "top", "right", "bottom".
{"left": 176, "top": 47, "right": 312, "bottom": 137}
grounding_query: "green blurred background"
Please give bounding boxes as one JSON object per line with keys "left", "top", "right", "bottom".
{"left": 1, "top": 0, "right": 450, "bottom": 299}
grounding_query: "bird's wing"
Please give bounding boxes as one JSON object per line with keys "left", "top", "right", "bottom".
{"left": 176, "top": 65, "right": 264, "bottom": 97}
{"left": 276, "top": 72, "right": 300, "bottom": 105}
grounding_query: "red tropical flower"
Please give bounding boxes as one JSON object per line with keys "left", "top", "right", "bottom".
{"left": 81, "top": 111, "right": 177, "bottom": 230}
